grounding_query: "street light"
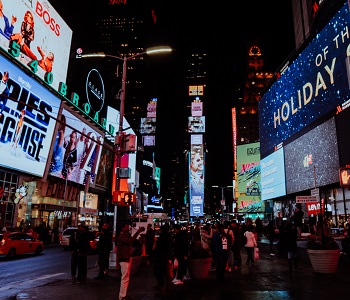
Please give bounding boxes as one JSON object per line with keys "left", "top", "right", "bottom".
{"left": 79, "top": 46, "right": 172, "bottom": 267}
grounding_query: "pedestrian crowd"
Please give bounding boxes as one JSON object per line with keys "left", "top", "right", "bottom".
{"left": 66, "top": 216, "right": 303, "bottom": 300}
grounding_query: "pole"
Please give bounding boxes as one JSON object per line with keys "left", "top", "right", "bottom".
{"left": 110, "top": 56, "right": 127, "bottom": 270}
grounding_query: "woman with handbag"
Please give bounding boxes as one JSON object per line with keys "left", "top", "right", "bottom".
{"left": 244, "top": 224, "right": 257, "bottom": 266}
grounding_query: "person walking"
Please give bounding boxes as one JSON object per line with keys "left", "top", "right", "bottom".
{"left": 145, "top": 223, "right": 155, "bottom": 264}
{"left": 285, "top": 221, "right": 298, "bottom": 272}
{"left": 224, "top": 221, "right": 234, "bottom": 272}
{"left": 294, "top": 206, "right": 304, "bottom": 238}
{"left": 117, "top": 223, "right": 145, "bottom": 300}
{"left": 244, "top": 224, "right": 257, "bottom": 267}
{"left": 153, "top": 224, "right": 173, "bottom": 296}
{"left": 95, "top": 223, "right": 112, "bottom": 279}
{"left": 172, "top": 224, "right": 188, "bottom": 285}
{"left": 212, "top": 223, "right": 229, "bottom": 283}
{"left": 68, "top": 228, "right": 78, "bottom": 282}
{"left": 267, "top": 220, "right": 276, "bottom": 256}
{"left": 231, "top": 220, "right": 242, "bottom": 270}
{"left": 75, "top": 225, "right": 91, "bottom": 283}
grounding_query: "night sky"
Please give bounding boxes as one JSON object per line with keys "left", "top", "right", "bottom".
{"left": 49, "top": 0, "right": 296, "bottom": 191}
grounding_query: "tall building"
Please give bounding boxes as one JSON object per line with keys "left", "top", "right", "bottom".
{"left": 237, "top": 42, "right": 274, "bottom": 146}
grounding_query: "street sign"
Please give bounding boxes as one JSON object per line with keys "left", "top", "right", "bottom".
{"left": 296, "top": 196, "right": 317, "bottom": 203}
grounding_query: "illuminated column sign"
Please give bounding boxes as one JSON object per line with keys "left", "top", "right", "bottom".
{"left": 189, "top": 134, "right": 204, "bottom": 217}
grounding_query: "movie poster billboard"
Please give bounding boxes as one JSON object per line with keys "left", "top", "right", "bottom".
{"left": 0, "top": 0, "right": 72, "bottom": 91}
{"left": 48, "top": 108, "right": 103, "bottom": 185}
{"left": 0, "top": 55, "right": 60, "bottom": 176}
{"left": 189, "top": 134, "right": 204, "bottom": 217}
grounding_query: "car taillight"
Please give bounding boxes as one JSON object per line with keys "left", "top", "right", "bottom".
{"left": 0, "top": 239, "right": 5, "bottom": 246}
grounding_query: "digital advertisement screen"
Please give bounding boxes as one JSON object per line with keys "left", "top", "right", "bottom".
{"left": 260, "top": 147, "right": 286, "bottom": 201}
{"left": 189, "top": 134, "right": 204, "bottom": 217}
{"left": 0, "top": 54, "right": 60, "bottom": 176}
{"left": 237, "top": 196, "right": 265, "bottom": 213}
{"left": 236, "top": 142, "right": 261, "bottom": 195}
{"left": 142, "top": 135, "right": 155, "bottom": 147}
{"left": 259, "top": 2, "right": 350, "bottom": 156}
{"left": 0, "top": 0, "right": 72, "bottom": 91}
{"left": 188, "top": 116, "right": 205, "bottom": 133}
{"left": 140, "top": 117, "right": 156, "bottom": 134}
{"left": 48, "top": 109, "right": 104, "bottom": 185}
{"left": 284, "top": 118, "right": 340, "bottom": 194}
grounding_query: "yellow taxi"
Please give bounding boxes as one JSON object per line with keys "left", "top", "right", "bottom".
{"left": 0, "top": 232, "right": 44, "bottom": 259}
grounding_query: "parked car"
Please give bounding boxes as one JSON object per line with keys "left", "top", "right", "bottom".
{"left": 0, "top": 232, "right": 44, "bottom": 259}
{"left": 60, "top": 227, "right": 78, "bottom": 250}
{"left": 60, "top": 227, "right": 98, "bottom": 253}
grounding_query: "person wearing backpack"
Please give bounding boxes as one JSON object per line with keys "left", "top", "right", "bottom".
{"left": 213, "top": 223, "right": 229, "bottom": 283}
{"left": 223, "top": 221, "right": 234, "bottom": 272}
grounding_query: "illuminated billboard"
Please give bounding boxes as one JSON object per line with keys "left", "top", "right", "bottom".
{"left": 237, "top": 142, "right": 261, "bottom": 195}
{"left": 140, "top": 117, "right": 156, "bottom": 134}
{"left": 284, "top": 118, "right": 339, "bottom": 194}
{"left": 261, "top": 147, "right": 286, "bottom": 201}
{"left": 237, "top": 196, "right": 265, "bottom": 213}
{"left": 48, "top": 108, "right": 104, "bottom": 185}
{"left": 0, "top": 54, "right": 60, "bottom": 176}
{"left": 0, "top": 0, "right": 72, "bottom": 91}
{"left": 188, "top": 116, "right": 205, "bottom": 133}
{"left": 191, "top": 101, "right": 203, "bottom": 116}
{"left": 189, "top": 134, "right": 204, "bottom": 217}
{"left": 259, "top": 2, "right": 350, "bottom": 156}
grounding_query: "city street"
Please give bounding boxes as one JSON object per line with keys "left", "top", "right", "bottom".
{"left": 9, "top": 242, "right": 350, "bottom": 300}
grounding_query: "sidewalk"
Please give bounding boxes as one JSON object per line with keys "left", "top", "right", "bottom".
{"left": 16, "top": 241, "right": 350, "bottom": 300}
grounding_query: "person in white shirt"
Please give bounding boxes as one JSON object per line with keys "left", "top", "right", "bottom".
{"left": 244, "top": 224, "right": 257, "bottom": 266}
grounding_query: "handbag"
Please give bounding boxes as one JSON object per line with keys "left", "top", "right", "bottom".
{"left": 254, "top": 247, "right": 260, "bottom": 260}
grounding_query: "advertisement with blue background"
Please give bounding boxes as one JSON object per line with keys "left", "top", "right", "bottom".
{"left": 259, "top": 2, "right": 350, "bottom": 156}
{"left": 0, "top": 54, "right": 60, "bottom": 176}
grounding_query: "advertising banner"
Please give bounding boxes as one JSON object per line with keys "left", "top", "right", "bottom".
{"left": 48, "top": 108, "right": 103, "bottom": 185}
{"left": 188, "top": 116, "right": 205, "bottom": 133}
{"left": 189, "top": 134, "right": 204, "bottom": 217}
{"left": 0, "top": 54, "right": 60, "bottom": 176}
{"left": 0, "top": 0, "right": 72, "bottom": 91}
{"left": 261, "top": 147, "right": 286, "bottom": 201}
{"left": 237, "top": 195, "right": 265, "bottom": 213}
{"left": 237, "top": 142, "right": 261, "bottom": 195}
{"left": 259, "top": 2, "right": 350, "bottom": 155}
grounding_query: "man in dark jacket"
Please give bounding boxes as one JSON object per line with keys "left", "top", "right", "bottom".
{"left": 95, "top": 223, "right": 112, "bottom": 279}
{"left": 212, "top": 223, "right": 229, "bottom": 283}
{"left": 76, "top": 225, "right": 91, "bottom": 283}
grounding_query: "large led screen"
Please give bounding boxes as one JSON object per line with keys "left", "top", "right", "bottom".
{"left": 259, "top": 2, "right": 350, "bottom": 156}
{"left": 261, "top": 147, "right": 286, "bottom": 201}
{"left": 188, "top": 116, "right": 205, "bottom": 133}
{"left": 236, "top": 142, "right": 261, "bottom": 195}
{"left": 48, "top": 109, "right": 104, "bottom": 185}
{"left": 237, "top": 196, "right": 265, "bottom": 213}
{"left": 0, "top": 55, "right": 60, "bottom": 176}
{"left": 284, "top": 118, "right": 339, "bottom": 194}
{"left": 189, "top": 134, "right": 204, "bottom": 217}
{"left": 0, "top": 0, "right": 72, "bottom": 91}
